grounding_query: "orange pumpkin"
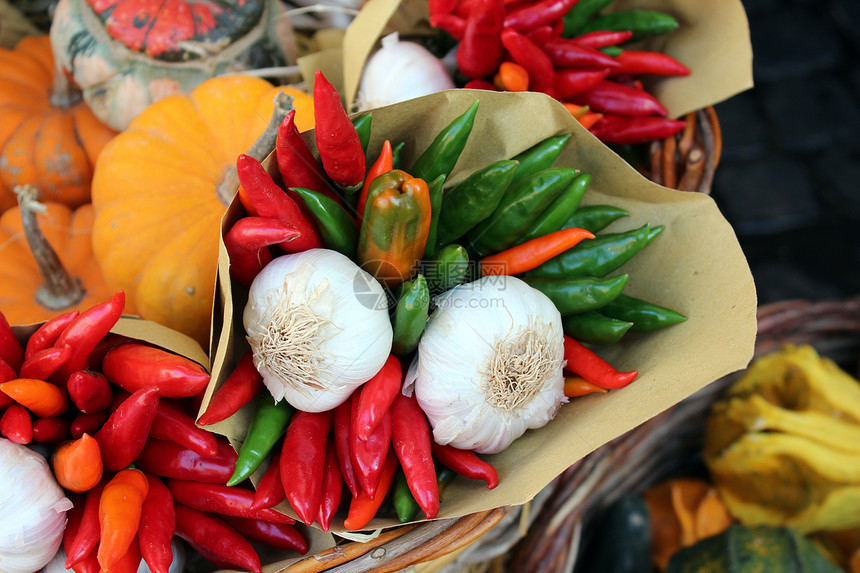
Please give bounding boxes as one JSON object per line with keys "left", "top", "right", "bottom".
{"left": 0, "top": 35, "right": 117, "bottom": 212}
{"left": 91, "top": 74, "right": 313, "bottom": 347}
{"left": 0, "top": 185, "right": 118, "bottom": 325}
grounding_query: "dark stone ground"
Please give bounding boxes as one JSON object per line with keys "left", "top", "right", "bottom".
{"left": 711, "top": 0, "right": 860, "bottom": 305}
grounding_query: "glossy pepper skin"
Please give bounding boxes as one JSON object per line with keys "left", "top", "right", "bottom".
{"left": 173, "top": 503, "right": 262, "bottom": 573}
{"left": 94, "top": 386, "right": 160, "bottom": 472}
{"left": 135, "top": 436, "right": 238, "bottom": 483}
{"left": 18, "top": 345, "right": 71, "bottom": 380}
{"left": 510, "top": 134, "right": 571, "bottom": 184}
{"left": 223, "top": 216, "right": 300, "bottom": 287}
{"left": 518, "top": 173, "right": 592, "bottom": 244}
{"left": 391, "top": 276, "right": 431, "bottom": 357}
{"left": 350, "top": 396, "right": 392, "bottom": 498}
{"left": 409, "top": 100, "right": 479, "bottom": 184}
{"left": 562, "top": 204, "right": 629, "bottom": 234}
{"left": 98, "top": 468, "right": 149, "bottom": 573}
{"left": 23, "top": 310, "right": 77, "bottom": 360}
{"left": 66, "top": 370, "right": 112, "bottom": 414}
{"left": 589, "top": 115, "right": 687, "bottom": 145}
{"left": 562, "top": 335, "right": 638, "bottom": 389}
{"left": 139, "top": 473, "right": 175, "bottom": 573}
{"left": 292, "top": 186, "right": 359, "bottom": 259}
{"left": 357, "top": 170, "right": 432, "bottom": 288}
{"left": 598, "top": 293, "right": 687, "bottom": 332}
{"left": 354, "top": 354, "right": 402, "bottom": 441}
{"left": 65, "top": 478, "right": 108, "bottom": 569}
{"left": 249, "top": 447, "right": 286, "bottom": 510}
{"left": 334, "top": 396, "right": 361, "bottom": 498}
{"left": 562, "top": 311, "right": 634, "bottom": 345}
{"left": 390, "top": 393, "right": 439, "bottom": 519}
{"left": 431, "top": 442, "right": 499, "bottom": 488}
{"left": 227, "top": 393, "right": 295, "bottom": 486}
{"left": 523, "top": 275, "right": 628, "bottom": 316}
{"left": 456, "top": 0, "right": 504, "bottom": 79}
{"left": 0, "top": 311, "right": 23, "bottom": 372}
{"left": 313, "top": 70, "right": 366, "bottom": 190}
{"left": 500, "top": 28, "right": 555, "bottom": 95}
{"left": 280, "top": 409, "right": 332, "bottom": 525}
{"left": 433, "top": 244, "right": 471, "bottom": 292}
{"left": 276, "top": 110, "right": 339, "bottom": 202}
{"left": 150, "top": 398, "right": 218, "bottom": 457}
{"left": 197, "top": 350, "right": 262, "bottom": 426}
{"left": 101, "top": 343, "right": 210, "bottom": 399}
{"left": 167, "top": 479, "right": 295, "bottom": 523}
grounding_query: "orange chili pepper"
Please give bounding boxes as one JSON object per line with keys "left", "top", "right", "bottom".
{"left": 562, "top": 102, "right": 590, "bottom": 119}
{"left": 563, "top": 376, "right": 609, "bottom": 398}
{"left": 105, "top": 534, "right": 142, "bottom": 573}
{"left": 578, "top": 111, "right": 604, "bottom": 130}
{"left": 480, "top": 227, "right": 594, "bottom": 276}
{"left": 98, "top": 468, "right": 149, "bottom": 573}
{"left": 53, "top": 433, "right": 103, "bottom": 493}
{"left": 343, "top": 450, "right": 399, "bottom": 531}
{"left": 494, "top": 61, "right": 530, "bottom": 92}
{"left": 357, "top": 139, "right": 394, "bottom": 225}
{"left": 0, "top": 378, "right": 68, "bottom": 418}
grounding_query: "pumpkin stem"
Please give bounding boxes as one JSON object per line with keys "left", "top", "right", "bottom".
{"left": 49, "top": 62, "right": 83, "bottom": 109}
{"left": 216, "top": 91, "right": 295, "bottom": 205}
{"left": 15, "top": 185, "right": 86, "bottom": 310}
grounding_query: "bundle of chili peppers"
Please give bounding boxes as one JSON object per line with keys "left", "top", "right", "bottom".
{"left": 0, "top": 295, "right": 308, "bottom": 573}
{"left": 428, "top": 0, "right": 691, "bottom": 144}
{"left": 211, "top": 70, "right": 688, "bottom": 533}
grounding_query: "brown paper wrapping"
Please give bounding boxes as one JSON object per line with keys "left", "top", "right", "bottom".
{"left": 201, "top": 87, "right": 757, "bottom": 555}
{"left": 339, "top": 0, "right": 754, "bottom": 114}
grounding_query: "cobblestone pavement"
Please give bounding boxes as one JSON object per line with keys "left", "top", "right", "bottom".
{"left": 711, "top": 0, "right": 860, "bottom": 305}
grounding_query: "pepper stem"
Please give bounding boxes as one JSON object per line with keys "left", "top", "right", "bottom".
{"left": 216, "top": 91, "right": 295, "bottom": 205}
{"left": 15, "top": 185, "right": 86, "bottom": 310}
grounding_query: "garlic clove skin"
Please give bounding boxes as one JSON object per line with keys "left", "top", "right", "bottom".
{"left": 243, "top": 249, "right": 393, "bottom": 412}
{"left": 406, "top": 276, "right": 566, "bottom": 454}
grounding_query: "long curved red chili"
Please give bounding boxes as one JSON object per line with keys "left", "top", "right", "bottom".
{"left": 431, "top": 441, "right": 499, "bottom": 488}
{"left": 354, "top": 353, "right": 402, "bottom": 441}
{"left": 0, "top": 311, "right": 23, "bottom": 372}
{"left": 224, "top": 216, "right": 301, "bottom": 286}
{"left": 313, "top": 70, "right": 366, "bottom": 190}
{"left": 94, "top": 386, "right": 160, "bottom": 472}
{"left": 223, "top": 515, "right": 309, "bottom": 554}
{"left": 457, "top": 0, "right": 505, "bottom": 79}
{"left": 503, "top": 0, "right": 578, "bottom": 33}
{"left": 276, "top": 109, "right": 340, "bottom": 202}
{"left": 562, "top": 335, "right": 638, "bottom": 389}
{"left": 135, "top": 437, "right": 238, "bottom": 483}
{"left": 101, "top": 343, "right": 210, "bottom": 399}
{"left": 249, "top": 447, "right": 286, "bottom": 510}
{"left": 139, "top": 473, "right": 175, "bottom": 573}
{"left": 390, "top": 392, "right": 439, "bottom": 519}
{"left": 350, "top": 397, "right": 392, "bottom": 498}
{"left": 149, "top": 398, "right": 218, "bottom": 457}
{"left": 500, "top": 28, "right": 555, "bottom": 94}
{"left": 24, "top": 310, "right": 78, "bottom": 360}
{"left": 334, "top": 396, "right": 361, "bottom": 498}
{"left": 316, "top": 440, "right": 342, "bottom": 531}
{"left": 280, "top": 409, "right": 332, "bottom": 525}
{"left": 173, "top": 503, "right": 262, "bottom": 573}
{"left": 168, "top": 479, "right": 295, "bottom": 524}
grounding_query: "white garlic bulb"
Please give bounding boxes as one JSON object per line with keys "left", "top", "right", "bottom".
{"left": 405, "top": 275, "right": 566, "bottom": 454}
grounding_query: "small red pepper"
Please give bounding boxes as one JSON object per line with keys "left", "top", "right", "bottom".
{"left": 280, "top": 409, "right": 332, "bottom": 525}
{"left": 50, "top": 290, "right": 126, "bottom": 386}
{"left": 313, "top": 70, "right": 366, "bottom": 190}
{"left": 93, "top": 386, "right": 160, "bottom": 472}
{"left": 66, "top": 478, "right": 108, "bottom": 568}
{"left": 67, "top": 370, "right": 113, "bottom": 413}
{"left": 150, "top": 398, "right": 218, "bottom": 457}
{"left": 525, "top": 24, "right": 555, "bottom": 47}
{"left": 343, "top": 450, "right": 399, "bottom": 531}
{"left": 236, "top": 153, "right": 324, "bottom": 252}
{"left": 173, "top": 503, "right": 262, "bottom": 573}
{"left": 0, "top": 359, "right": 14, "bottom": 411}
{"left": 223, "top": 515, "right": 309, "bottom": 554}
{"left": 574, "top": 80, "right": 669, "bottom": 117}
{"left": 25, "top": 310, "right": 79, "bottom": 360}
{"left": 589, "top": 114, "right": 687, "bottom": 144}
{"left": 354, "top": 354, "right": 402, "bottom": 441}
{"left": 554, "top": 68, "right": 611, "bottom": 99}
{"left": 562, "top": 335, "right": 638, "bottom": 389}
{"left": 609, "top": 50, "right": 691, "bottom": 77}
{"left": 0, "top": 310, "right": 23, "bottom": 373}
{"left": 428, "top": 0, "right": 458, "bottom": 17}
{"left": 71, "top": 410, "right": 108, "bottom": 439}
{"left": 542, "top": 37, "right": 621, "bottom": 70}
{"left": 334, "top": 396, "right": 361, "bottom": 498}
{"left": 139, "top": 473, "right": 175, "bottom": 573}
{"left": 197, "top": 351, "right": 263, "bottom": 426}
{"left": 316, "top": 440, "right": 342, "bottom": 531}
{"left": 430, "top": 12, "right": 466, "bottom": 40}
{"left": 570, "top": 30, "right": 634, "bottom": 49}
{"left": 464, "top": 78, "right": 498, "bottom": 90}
{"left": 357, "top": 140, "right": 394, "bottom": 226}
{"left": 500, "top": 28, "right": 555, "bottom": 94}
{"left": 503, "top": 0, "right": 577, "bottom": 33}
{"left": 167, "top": 479, "right": 295, "bottom": 523}
{"left": 0, "top": 404, "right": 32, "bottom": 443}
{"left": 431, "top": 441, "right": 499, "bottom": 488}
{"left": 276, "top": 109, "right": 341, "bottom": 202}
{"left": 102, "top": 343, "right": 210, "bottom": 399}
{"left": 18, "top": 344, "right": 71, "bottom": 380}
{"left": 63, "top": 494, "right": 85, "bottom": 568}
{"left": 249, "top": 447, "right": 286, "bottom": 510}
{"left": 224, "top": 216, "right": 301, "bottom": 286}
{"left": 32, "top": 416, "right": 71, "bottom": 443}
{"left": 457, "top": 0, "right": 505, "bottom": 79}
{"left": 136, "top": 437, "right": 238, "bottom": 483}
{"left": 390, "top": 392, "right": 439, "bottom": 519}
{"left": 350, "top": 396, "right": 392, "bottom": 498}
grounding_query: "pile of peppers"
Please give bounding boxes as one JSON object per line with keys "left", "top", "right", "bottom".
{"left": 0, "top": 294, "right": 308, "bottom": 573}
{"left": 216, "top": 69, "right": 688, "bottom": 532}
{"left": 429, "top": 0, "right": 691, "bottom": 145}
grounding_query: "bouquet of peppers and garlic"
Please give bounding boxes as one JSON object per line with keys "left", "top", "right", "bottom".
{"left": 209, "top": 70, "right": 687, "bottom": 533}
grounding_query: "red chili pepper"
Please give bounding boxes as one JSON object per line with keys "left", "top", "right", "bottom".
{"left": 574, "top": 80, "right": 668, "bottom": 116}
{"left": 554, "top": 68, "right": 611, "bottom": 99}
{"left": 0, "top": 360, "right": 14, "bottom": 411}
{"left": 430, "top": 12, "right": 466, "bottom": 40}
{"left": 525, "top": 24, "right": 555, "bottom": 47}
{"left": 85, "top": 332, "right": 134, "bottom": 372}
{"left": 0, "top": 311, "right": 23, "bottom": 372}
{"left": 354, "top": 354, "right": 402, "bottom": 441}
{"left": 503, "top": 0, "right": 577, "bottom": 33}
{"left": 0, "top": 404, "right": 32, "bottom": 443}
{"left": 167, "top": 479, "right": 295, "bottom": 523}
{"left": 276, "top": 109, "right": 341, "bottom": 202}
{"left": 280, "top": 409, "right": 332, "bottom": 524}
{"left": 500, "top": 28, "right": 555, "bottom": 94}
{"left": 541, "top": 37, "right": 621, "bottom": 70}
{"left": 18, "top": 344, "right": 71, "bottom": 379}
{"left": 464, "top": 79, "right": 498, "bottom": 90}
{"left": 66, "top": 478, "right": 108, "bottom": 568}
{"left": 334, "top": 396, "right": 361, "bottom": 498}
{"left": 148, "top": 398, "right": 218, "bottom": 457}
{"left": 224, "top": 216, "right": 301, "bottom": 287}
{"left": 136, "top": 437, "right": 238, "bottom": 483}
{"left": 563, "top": 375, "right": 609, "bottom": 397}
{"left": 457, "top": 0, "right": 505, "bottom": 79}
{"left": 562, "top": 335, "right": 638, "bottom": 389}
{"left": 313, "top": 70, "right": 366, "bottom": 190}
{"left": 431, "top": 441, "right": 499, "bottom": 488}
{"left": 343, "top": 450, "right": 398, "bottom": 531}
{"left": 316, "top": 440, "right": 342, "bottom": 531}
{"left": 350, "top": 396, "right": 391, "bottom": 498}
{"left": 24, "top": 310, "right": 78, "bottom": 360}
{"left": 50, "top": 290, "right": 125, "bottom": 386}
{"left": 63, "top": 494, "right": 85, "bottom": 568}
{"left": 390, "top": 392, "right": 439, "bottom": 519}
{"left": 357, "top": 140, "right": 394, "bottom": 226}
{"left": 453, "top": 0, "right": 480, "bottom": 18}
{"left": 236, "top": 153, "right": 323, "bottom": 252}
{"left": 198, "top": 353, "right": 263, "bottom": 427}
{"left": 139, "top": 473, "right": 175, "bottom": 573}
{"left": 94, "top": 386, "right": 160, "bottom": 472}
{"left": 570, "top": 30, "right": 634, "bottom": 49}
{"left": 67, "top": 370, "right": 112, "bottom": 413}
{"left": 589, "top": 114, "right": 687, "bottom": 144}
{"left": 32, "top": 416, "right": 71, "bottom": 443}
{"left": 106, "top": 534, "right": 142, "bottom": 573}
{"left": 101, "top": 343, "right": 210, "bottom": 399}
{"left": 428, "top": 0, "right": 458, "bottom": 16}
{"left": 174, "top": 505, "right": 262, "bottom": 573}
{"left": 480, "top": 227, "right": 595, "bottom": 276}
{"left": 223, "top": 515, "right": 309, "bottom": 554}
{"left": 609, "top": 49, "right": 691, "bottom": 76}
{"left": 249, "top": 447, "right": 286, "bottom": 510}
{"left": 71, "top": 410, "right": 108, "bottom": 439}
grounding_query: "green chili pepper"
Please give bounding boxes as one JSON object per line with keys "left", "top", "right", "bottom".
{"left": 392, "top": 275, "right": 431, "bottom": 357}
{"left": 517, "top": 173, "right": 591, "bottom": 244}
{"left": 409, "top": 100, "right": 479, "bottom": 184}
{"left": 433, "top": 244, "right": 470, "bottom": 292}
{"left": 393, "top": 470, "right": 420, "bottom": 522}
{"left": 435, "top": 159, "right": 520, "bottom": 247}
{"left": 562, "top": 0, "right": 614, "bottom": 36}
{"left": 424, "top": 175, "right": 447, "bottom": 258}
{"left": 467, "top": 167, "right": 581, "bottom": 256}
{"left": 599, "top": 293, "right": 687, "bottom": 332}
{"left": 436, "top": 465, "right": 457, "bottom": 501}
{"left": 523, "top": 275, "right": 628, "bottom": 315}
{"left": 291, "top": 187, "right": 358, "bottom": 259}
{"left": 226, "top": 394, "right": 295, "bottom": 486}
{"left": 600, "top": 45, "right": 624, "bottom": 57}
{"left": 510, "top": 134, "right": 572, "bottom": 184}
{"left": 578, "top": 10, "right": 679, "bottom": 40}
{"left": 562, "top": 204, "right": 629, "bottom": 233}
{"left": 562, "top": 311, "right": 633, "bottom": 344}
{"left": 352, "top": 113, "right": 373, "bottom": 155}
{"left": 527, "top": 224, "right": 663, "bottom": 279}
{"left": 392, "top": 141, "right": 407, "bottom": 170}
